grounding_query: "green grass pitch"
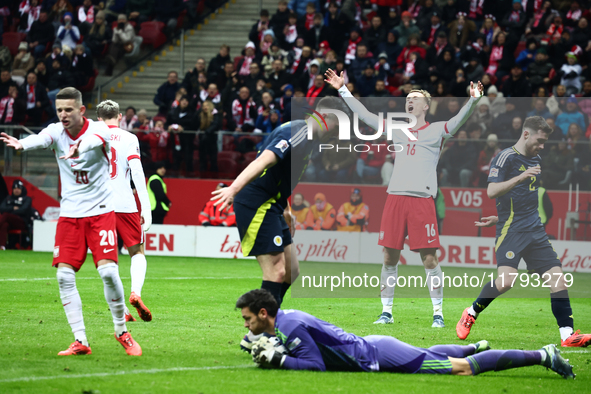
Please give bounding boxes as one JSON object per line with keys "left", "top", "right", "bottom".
{"left": 0, "top": 250, "right": 590, "bottom": 394}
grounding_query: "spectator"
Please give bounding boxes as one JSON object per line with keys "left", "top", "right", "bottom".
{"left": 434, "top": 96, "right": 460, "bottom": 121}
{"left": 147, "top": 162, "right": 171, "bottom": 224}
{"left": 542, "top": 139, "right": 574, "bottom": 189}
{"left": 396, "top": 35, "right": 426, "bottom": 70}
{"left": 198, "top": 183, "right": 235, "bottom": 226}
{"left": 255, "top": 107, "right": 281, "bottom": 134}
{"left": 270, "top": 0, "right": 290, "bottom": 34}
{"left": 197, "top": 100, "right": 221, "bottom": 173}
{"left": 515, "top": 37, "right": 538, "bottom": 70}
{"left": 289, "top": 0, "right": 319, "bottom": 19}
{"left": 256, "top": 90, "right": 275, "bottom": 116}
{"left": 154, "top": 0, "right": 185, "bottom": 37}
{"left": 365, "top": 15, "right": 386, "bottom": 54}
{"left": 527, "top": 47, "right": 553, "bottom": 91}
{"left": 137, "top": 119, "right": 170, "bottom": 164}
{"left": 215, "top": 61, "right": 235, "bottom": 91}
{"left": 267, "top": 59, "right": 290, "bottom": 98}
{"left": 502, "top": 64, "right": 532, "bottom": 97}
{"left": 85, "top": 10, "right": 112, "bottom": 58}
{"left": 44, "top": 43, "right": 69, "bottom": 71}
{"left": 153, "top": 71, "right": 180, "bottom": 115}
{"left": 377, "top": 29, "right": 402, "bottom": 66}
{"left": 465, "top": 53, "right": 484, "bottom": 82}
{"left": 307, "top": 74, "right": 330, "bottom": 104}
{"left": 441, "top": 0, "right": 459, "bottom": 24}
{"left": 19, "top": 71, "right": 49, "bottom": 126}
{"left": 341, "top": 27, "right": 362, "bottom": 65}
{"left": 468, "top": 96, "right": 493, "bottom": 134}
{"left": 46, "top": 59, "right": 75, "bottom": 110}
{"left": 336, "top": 188, "right": 369, "bottom": 232}
{"left": 524, "top": 0, "right": 556, "bottom": 37}
{"left": 349, "top": 44, "right": 374, "bottom": 83}
{"left": 298, "top": 58, "right": 319, "bottom": 91}
{"left": 77, "top": 0, "right": 95, "bottom": 34}
{"left": 441, "top": 129, "right": 477, "bottom": 187}
{"left": 195, "top": 83, "right": 221, "bottom": 110}
{"left": 105, "top": 14, "right": 135, "bottom": 76}
{"left": 19, "top": 0, "right": 41, "bottom": 32}
{"left": 435, "top": 48, "right": 458, "bottom": 82}
{"left": 281, "top": 12, "right": 301, "bottom": 49}
{"left": 49, "top": 0, "right": 73, "bottom": 27}
{"left": 27, "top": 9, "right": 54, "bottom": 59}
{"left": 119, "top": 106, "right": 137, "bottom": 130}
{"left": 291, "top": 193, "right": 309, "bottom": 230}
{"left": 527, "top": 97, "right": 552, "bottom": 119}
{"left": 425, "top": 30, "right": 454, "bottom": 65}
{"left": 261, "top": 42, "right": 288, "bottom": 78}
{"left": 276, "top": 84, "right": 293, "bottom": 120}
{"left": 0, "top": 85, "right": 26, "bottom": 125}
{"left": 304, "top": 192, "right": 336, "bottom": 231}
{"left": 479, "top": 15, "right": 500, "bottom": 47}
{"left": 260, "top": 29, "right": 276, "bottom": 56}
{"left": 11, "top": 42, "right": 35, "bottom": 84}
{"left": 103, "top": 0, "right": 127, "bottom": 23}
{"left": 485, "top": 32, "right": 516, "bottom": 79}
{"left": 473, "top": 133, "right": 501, "bottom": 187}
{"left": 574, "top": 138, "right": 591, "bottom": 190}
{"left": 356, "top": 65, "right": 377, "bottom": 97}
{"left": 304, "top": 12, "right": 329, "bottom": 51}
{"left": 421, "top": 12, "right": 446, "bottom": 47}
{"left": 231, "top": 86, "right": 257, "bottom": 131}
{"left": 241, "top": 62, "right": 265, "bottom": 97}
{"left": 370, "top": 80, "right": 390, "bottom": 98}
{"left": 208, "top": 45, "right": 231, "bottom": 81}
{"left": 564, "top": 0, "right": 583, "bottom": 29}
{"left": 449, "top": 68, "right": 469, "bottom": 97}
{"left": 126, "top": 0, "right": 153, "bottom": 25}
{"left": 71, "top": 44, "right": 93, "bottom": 88}
{"left": 31, "top": 60, "right": 49, "bottom": 87}
{"left": 448, "top": 12, "right": 477, "bottom": 49}
{"left": 559, "top": 52, "right": 583, "bottom": 96}
{"left": 556, "top": 97, "right": 586, "bottom": 136}
{"left": 324, "top": 1, "right": 351, "bottom": 51}
{"left": 571, "top": 17, "right": 590, "bottom": 50}
{"left": 501, "top": 0, "right": 526, "bottom": 37}
{"left": 182, "top": 58, "right": 206, "bottom": 98}
{"left": 249, "top": 9, "right": 271, "bottom": 47}
{"left": 567, "top": 122, "right": 586, "bottom": 157}
{"left": 394, "top": 11, "right": 420, "bottom": 47}
{"left": 302, "top": 2, "right": 317, "bottom": 30}
{"left": 356, "top": 139, "right": 388, "bottom": 182}
{"left": 235, "top": 42, "right": 259, "bottom": 77}
{"left": 167, "top": 95, "right": 198, "bottom": 174}
{"left": 0, "top": 180, "right": 32, "bottom": 250}
{"left": 133, "top": 108, "right": 154, "bottom": 130}
{"left": 319, "top": 139, "right": 355, "bottom": 182}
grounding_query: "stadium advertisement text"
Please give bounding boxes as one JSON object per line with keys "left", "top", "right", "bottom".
{"left": 33, "top": 222, "right": 591, "bottom": 273}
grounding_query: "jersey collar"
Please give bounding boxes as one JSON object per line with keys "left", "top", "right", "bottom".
{"left": 410, "top": 122, "right": 430, "bottom": 132}
{"left": 65, "top": 117, "right": 90, "bottom": 140}
{"left": 107, "top": 125, "right": 118, "bottom": 129}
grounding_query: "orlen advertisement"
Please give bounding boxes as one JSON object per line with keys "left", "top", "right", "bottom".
{"left": 32, "top": 222, "right": 591, "bottom": 273}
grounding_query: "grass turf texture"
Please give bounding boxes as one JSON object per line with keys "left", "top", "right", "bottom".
{"left": 0, "top": 251, "right": 589, "bottom": 394}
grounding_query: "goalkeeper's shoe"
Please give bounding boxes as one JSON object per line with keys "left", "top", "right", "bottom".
{"left": 58, "top": 340, "right": 92, "bottom": 356}
{"left": 561, "top": 330, "right": 591, "bottom": 347}
{"left": 373, "top": 312, "right": 393, "bottom": 324}
{"left": 472, "top": 340, "right": 491, "bottom": 354}
{"left": 456, "top": 308, "right": 476, "bottom": 340}
{"left": 542, "top": 344, "right": 575, "bottom": 379}
{"left": 432, "top": 315, "right": 445, "bottom": 328}
{"left": 240, "top": 330, "right": 263, "bottom": 353}
{"left": 129, "top": 292, "right": 152, "bottom": 322}
{"left": 115, "top": 332, "right": 142, "bottom": 356}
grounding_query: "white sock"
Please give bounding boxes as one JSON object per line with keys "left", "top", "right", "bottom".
{"left": 97, "top": 263, "right": 127, "bottom": 334}
{"left": 559, "top": 326, "right": 574, "bottom": 341}
{"left": 539, "top": 350, "right": 547, "bottom": 364}
{"left": 425, "top": 265, "right": 443, "bottom": 315}
{"left": 130, "top": 253, "right": 147, "bottom": 297}
{"left": 56, "top": 267, "right": 88, "bottom": 347}
{"left": 381, "top": 264, "right": 397, "bottom": 315}
{"left": 468, "top": 305, "right": 479, "bottom": 318}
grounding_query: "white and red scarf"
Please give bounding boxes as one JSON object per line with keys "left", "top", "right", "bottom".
{"left": 566, "top": 9, "right": 582, "bottom": 23}
{"left": 344, "top": 36, "right": 362, "bottom": 64}
{"left": 285, "top": 24, "right": 298, "bottom": 43}
{"left": 306, "top": 85, "right": 324, "bottom": 106}
{"left": 257, "top": 103, "right": 275, "bottom": 116}
{"left": 468, "top": 0, "right": 484, "bottom": 19}
{"left": 508, "top": 10, "right": 522, "bottom": 23}
{"left": 26, "top": 84, "right": 35, "bottom": 109}
{"left": 238, "top": 56, "right": 254, "bottom": 76}
{"left": 232, "top": 99, "right": 255, "bottom": 127}
{"left": 19, "top": 0, "right": 40, "bottom": 31}
{"left": 485, "top": 45, "right": 503, "bottom": 75}
{"left": 427, "top": 24, "right": 440, "bottom": 46}
{"left": 200, "top": 89, "right": 221, "bottom": 104}
{"left": 408, "top": 1, "right": 421, "bottom": 18}
{"left": 522, "top": 0, "right": 543, "bottom": 13}
{"left": 78, "top": 5, "right": 94, "bottom": 24}
{"left": 403, "top": 59, "right": 416, "bottom": 78}
{"left": 545, "top": 23, "right": 563, "bottom": 42}
{"left": 0, "top": 96, "right": 15, "bottom": 123}
{"left": 305, "top": 12, "right": 315, "bottom": 30}
{"left": 120, "top": 115, "right": 138, "bottom": 131}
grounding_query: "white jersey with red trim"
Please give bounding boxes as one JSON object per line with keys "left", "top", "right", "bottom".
{"left": 107, "top": 126, "right": 142, "bottom": 213}
{"left": 22, "top": 118, "right": 114, "bottom": 218}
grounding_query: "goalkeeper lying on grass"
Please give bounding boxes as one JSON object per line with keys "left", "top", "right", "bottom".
{"left": 236, "top": 289, "right": 575, "bottom": 379}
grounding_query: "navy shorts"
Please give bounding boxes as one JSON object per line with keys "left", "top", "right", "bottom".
{"left": 234, "top": 201, "right": 292, "bottom": 257}
{"left": 364, "top": 336, "right": 452, "bottom": 374}
{"left": 495, "top": 228, "right": 561, "bottom": 274}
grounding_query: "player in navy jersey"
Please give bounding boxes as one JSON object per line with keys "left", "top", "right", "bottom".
{"left": 236, "top": 289, "right": 574, "bottom": 378}
{"left": 456, "top": 116, "right": 591, "bottom": 348}
{"left": 212, "top": 97, "right": 344, "bottom": 351}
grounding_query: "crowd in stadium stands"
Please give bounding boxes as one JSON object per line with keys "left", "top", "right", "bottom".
{"left": 1, "top": 0, "right": 591, "bottom": 191}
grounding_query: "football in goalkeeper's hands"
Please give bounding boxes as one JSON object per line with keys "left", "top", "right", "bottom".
{"left": 268, "top": 336, "right": 288, "bottom": 355}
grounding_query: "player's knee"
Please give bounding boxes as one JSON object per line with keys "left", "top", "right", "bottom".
{"left": 56, "top": 268, "right": 75, "bottom": 290}
{"left": 494, "top": 278, "right": 512, "bottom": 293}
{"left": 421, "top": 253, "right": 437, "bottom": 269}
{"left": 273, "top": 265, "right": 286, "bottom": 282}
{"left": 383, "top": 249, "right": 400, "bottom": 266}
{"left": 97, "top": 262, "right": 119, "bottom": 285}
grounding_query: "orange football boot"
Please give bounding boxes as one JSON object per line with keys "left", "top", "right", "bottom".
{"left": 58, "top": 340, "right": 92, "bottom": 356}
{"left": 129, "top": 292, "right": 152, "bottom": 322}
{"left": 115, "top": 332, "right": 142, "bottom": 356}
{"left": 561, "top": 330, "right": 591, "bottom": 347}
{"left": 456, "top": 308, "right": 476, "bottom": 340}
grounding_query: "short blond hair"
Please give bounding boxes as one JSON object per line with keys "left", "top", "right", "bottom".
{"left": 96, "top": 99, "right": 120, "bottom": 120}
{"left": 408, "top": 89, "right": 432, "bottom": 108}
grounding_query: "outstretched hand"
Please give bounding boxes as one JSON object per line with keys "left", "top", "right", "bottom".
{"left": 469, "top": 81, "right": 484, "bottom": 98}
{"left": 60, "top": 140, "right": 81, "bottom": 160}
{"left": 475, "top": 216, "right": 499, "bottom": 227}
{"left": 324, "top": 68, "right": 345, "bottom": 90}
{"left": 0, "top": 132, "right": 23, "bottom": 150}
{"left": 211, "top": 186, "right": 236, "bottom": 212}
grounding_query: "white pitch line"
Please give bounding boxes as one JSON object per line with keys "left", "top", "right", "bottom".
{"left": 0, "top": 364, "right": 253, "bottom": 383}
{"left": 0, "top": 277, "right": 259, "bottom": 282}
{"left": 560, "top": 350, "right": 591, "bottom": 354}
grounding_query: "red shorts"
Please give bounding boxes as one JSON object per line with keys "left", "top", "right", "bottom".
{"left": 53, "top": 211, "right": 118, "bottom": 271}
{"left": 116, "top": 212, "right": 144, "bottom": 247}
{"left": 378, "top": 194, "right": 440, "bottom": 251}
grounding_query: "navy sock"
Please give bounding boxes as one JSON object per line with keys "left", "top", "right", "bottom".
{"left": 429, "top": 344, "right": 476, "bottom": 358}
{"left": 280, "top": 282, "right": 291, "bottom": 301}
{"left": 261, "top": 280, "right": 283, "bottom": 306}
{"left": 467, "top": 350, "right": 542, "bottom": 375}
{"left": 551, "top": 290, "right": 574, "bottom": 328}
{"left": 473, "top": 281, "right": 502, "bottom": 313}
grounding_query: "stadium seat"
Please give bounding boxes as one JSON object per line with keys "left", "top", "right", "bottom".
{"left": 139, "top": 21, "right": 167, "bottom": 49}
{"left": 3, "top": 32, "right": 26, "bottom": 56}
{"left": 78, "top": 69, "right": 98, "bottom": 93}
{"left": 222, "top": 134, "right": 236, "bottom": 151}
{"left": 7, "top": 229, "right": 30, "bottom": 250}
{"left": 176, "top": 9, "right": 187, "bottom": 30}
{"left": 217, "top": 157, "right": 238, "bottom": 178}
{"left": 217, "top": 151, "right": 242, "bottom": 162}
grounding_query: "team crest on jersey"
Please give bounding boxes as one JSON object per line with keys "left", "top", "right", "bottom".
{"left": 275, "top": 140, "right": 289, "bottom": 153}
{"left": 379, "top": 231, "right": 384, "bottom": 240}
{"left": 489, "top": 168, "right": 499, "bottom": 177}
{"left": 506, "top": 251, "right": 515, "bottom": 259}
{"left": 53, "top": 246, "right": 60, "bottom": 258}
{"left": 274, "top": 236, "right": 283, "bottom": 246}
{"left": 288, "top": 337, "right": 301, "bottom": 351}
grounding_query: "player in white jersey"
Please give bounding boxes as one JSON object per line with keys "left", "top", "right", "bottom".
{"left": 325, "top": 69, "right": 483, "bottom": 328}
{"left": 0, "top": 88, "right": 141, "bottom": 356}
{"left": 96, "top": 100, "right": 153, "bottom": 322}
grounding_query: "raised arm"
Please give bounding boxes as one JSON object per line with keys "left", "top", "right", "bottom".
{"left": 1, "top": 132, "right": 53, "bottom": 151}
{"left": 444, "top": 81, "right": 484, "bottom": 137}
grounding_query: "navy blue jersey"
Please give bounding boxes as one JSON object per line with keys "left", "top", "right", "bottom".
{"left": 234, "top": 120, "right": 314, "bottom": 210}
{"left": 487, "top": 147, "right": 543, "bottom": 235}
{"left": 274, "top": 309, "right": 380, "bottom": 372}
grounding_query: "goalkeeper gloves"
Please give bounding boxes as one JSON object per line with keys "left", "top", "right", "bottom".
{"left": 251, "top": 337, "right": 285, "bottom": 368}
